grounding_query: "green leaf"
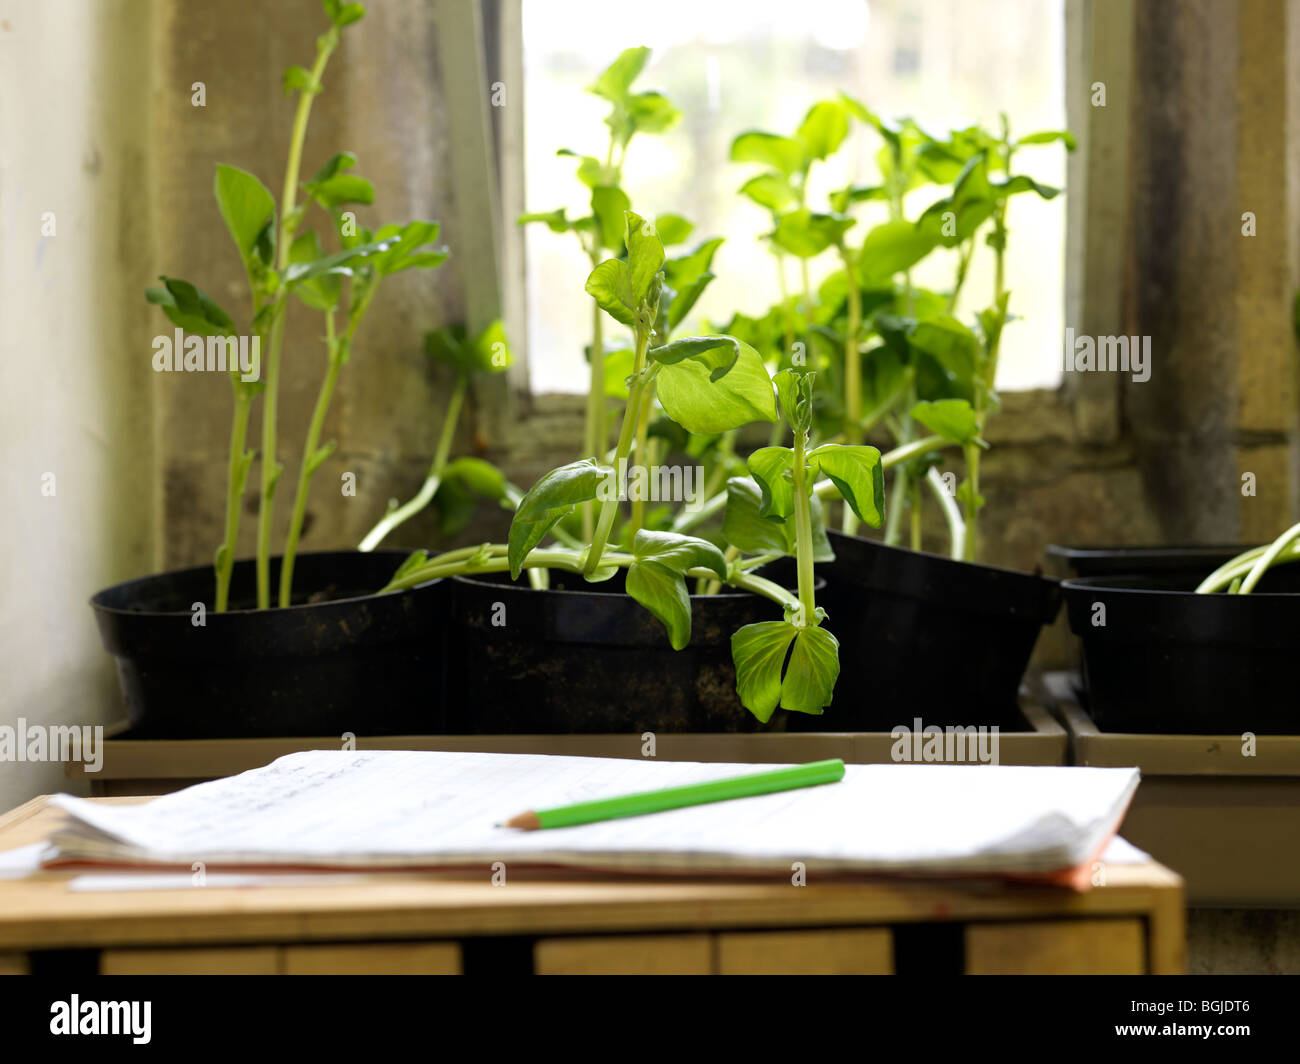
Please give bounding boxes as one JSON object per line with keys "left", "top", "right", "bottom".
{"left": 797, "top": 100, "right": 849, "bottom": 160}
{"left": 309, "top": 152, "right": 356, "bottom": 185}
{"left": 469, "top": 317, "right": 513, "bottom": 373}
{"left": 809, "top": 444, "right": 885, "bottom": 527}
{"left": 508, "top": 459, "right": 610, "bottom": 578}
{"left": 731, "top": 621, "right": 840, "bottom": 721}
{"left": 282, "top": 235, "right": 400, "bottom": 283}
{"left": 730, "top": 131, "right": 807, "bottom": 178}
{"left": 214, "top": 164, "right": 276, "bottom": 263}
{"left": 557, "top": 149, "right": 611, "bottom": 189}
{"left": 829, "top": 184, "right": 888, "bottom": 213}
{"left": 770, "top": 210, "right": 853, "bottom": 258}
{"left": 283, "top": 65, "right": 318, "bottom": 96}
{"left": 628, "top": 91, "right": 681, "bottom": 134}
{"left": 648, "top": 335, "right": 739, "bottom": 375}
{"left": 625, "top": 211, "right": 665, "bottom": 305}
{"left": 517, "top": 207, "right": 570, "bottom": 233}
{"left": 910, "top": 398, "right": 981, "bottom": 445}
{"left": 654, "top": 213, "right": 695, "bottom": 246}
{"left": 370, "top": 221, "right": 448, "bottom": 275}
{"left": 909, "top": 316, "right": 981, "bottom": 388}
{"left": 625, "top": 530, "right": 727, "bottom": 650}
{"left": 723, "top": 476, "right": 833, "bottom": 561}
{"left": 390, "top": 549, "right": 430, "bottom": 584}
{"left": 288, "top": 231, "right": 342, "bottom": 311}
{"left": 591, "top": 186, "right": 631, "bottom": 251}
{"left": 323, "top": 0, "right": 366, "bottom": 26}
{"left": 425, "top": 319, "right": 512, "bottom": 375}
{"left": 747, "top": 446, "right": 796, "bottom": 520}
{"left": 442, "top": 456, "right": 508, "bottom": 499}
{"left": 656, "top": 339, "right": 777, "bottom": 433}
{"left": 602, "top": 344, "right": 636, "bottom": 397}
{"left": 772, "top": 368, "right": 811, "bottom": 432}
{"left": 665, "top": 271, "right": 715, "bottom": 333}
{"left": 991, "top": 174, "right": 1061, "bottom": 200}
{"left": 309, "top": 173, "right": 375, "bottom": 209}
{"left": 739, "top": 174, "right": 798, "bottom": 213}
{"left": 585, "top": 258, "right": 637, "bottom": 327}
{"left": 664, "top": 236, "right": 724, "bottom": 291}
{"left": 858, "top": 220, "right": 938, "bottom": 281}
{"left": 956, "top": 477, "right": 986, "bottom": 514}
{"left": 731, "top": 621, "right": 796, "bottom": 722}
{"left": 146, "top": 276, "right": 235, "bottom": 336}
{"left": 590, "top": 46, "right": 650, "bottom": 102}
{"left": 1016, "top": 129, "right": 1077, "bottom": 150}
{"left": 781, "top": 625, "right": 840, "bottom": 715}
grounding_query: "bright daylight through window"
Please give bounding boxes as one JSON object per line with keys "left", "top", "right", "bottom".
{"left": 521, "top": 0, "right": 1067, "bottom": 394}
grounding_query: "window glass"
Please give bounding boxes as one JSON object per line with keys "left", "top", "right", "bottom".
{"left": 522, "top": 0, "right": 1067, "bottom": 393}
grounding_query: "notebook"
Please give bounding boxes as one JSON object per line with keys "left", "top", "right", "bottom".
{"left": 43, "top": 750, "right": 1140, "bottom": 881}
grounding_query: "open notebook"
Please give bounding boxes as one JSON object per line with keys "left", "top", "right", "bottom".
{"left": 45, "top": 750, "right": 1140, "bottom": 881}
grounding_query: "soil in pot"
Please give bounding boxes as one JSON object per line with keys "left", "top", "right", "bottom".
{"left": 444, "top": 567, "right": 819, "bottom": 734}
{"left": 91, "top": 550, "right": 446, "bottom": 739}
{"left": 811, "top": 531, "right": 1063, "bottom": 731}
{"left": 1062, "top": 567, "right": 1300, "bottom": 734}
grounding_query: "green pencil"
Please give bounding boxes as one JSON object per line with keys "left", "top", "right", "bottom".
{"left": 501, "top": 759, "right": 846, "bottom": 830}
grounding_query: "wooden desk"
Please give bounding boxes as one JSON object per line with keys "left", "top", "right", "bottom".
{"left": 0, "top": 796, "right": 1185, "bottom": 975}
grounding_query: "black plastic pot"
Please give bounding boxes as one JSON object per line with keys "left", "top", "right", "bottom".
{"left": 1046, "top": 543, "right": 1249, "bottom": 580}
{"left": 90, "top": 551, "right": 446, "bottom": 739}
{"left": 813, "top": 531, "right": 1063, "bottom": 730}
{"left": 1062, "top": 569, "right": 1300, "bottom": 734}
{"left": 442, "top": 567, "right": 814, "bottom": 733}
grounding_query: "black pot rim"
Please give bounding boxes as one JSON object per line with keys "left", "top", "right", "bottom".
{"left": 1062, "top": 573, "right": 1300, "bottom": 599}
{"left": 826, "top": 529, "right": 1061, "bottom": 620}
{"left": 830, "top": 529, "right": 1051, "bottom": 581}
{"left": 88, "top": 549, "right": 431, "bottom": 619}
{"left": 450, "top": 569, "right": 822, "bottom": 600}
{"left": 1047, "top": 543, "right": 1249, "bottom": 559}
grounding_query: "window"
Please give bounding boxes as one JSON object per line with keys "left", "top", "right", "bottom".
{"left": 521, "top": 0, "right": 1067, "bottom": 394}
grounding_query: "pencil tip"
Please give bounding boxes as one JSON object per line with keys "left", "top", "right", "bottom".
{"left": 502, "top": 811, "right": 541, "bottom": 831}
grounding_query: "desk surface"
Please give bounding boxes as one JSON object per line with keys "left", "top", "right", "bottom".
{"left": 0, "top": 795, "right": 1185, "bottom": 975}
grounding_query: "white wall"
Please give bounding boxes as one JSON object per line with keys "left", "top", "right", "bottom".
{"left": 0, "top": 0, "right": 159, "bottom": 810}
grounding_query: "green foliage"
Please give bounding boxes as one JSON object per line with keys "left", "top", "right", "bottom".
{"left": 625, "top": 531, "right": 727, "bottom": 649}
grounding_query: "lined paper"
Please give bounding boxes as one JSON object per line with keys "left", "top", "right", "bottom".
{"left": 46, "top": 750, "right": 1140, "bottom": 877}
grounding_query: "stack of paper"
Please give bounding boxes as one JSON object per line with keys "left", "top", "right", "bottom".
{"left": 45, "top": 750, "right": 1139, "bottom": 880}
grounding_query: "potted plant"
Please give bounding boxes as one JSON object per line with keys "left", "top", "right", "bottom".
{"left": 1061, "top": 524, "right": 1300, "bottom": 733}
{"left": 90, "top": 1, "right": 455, "bottom": 739}
{"left": 695, "top": 100, "right": 1075, "bottom": 728}
{"left": 377, "top": 208, "right": 887, "bottom": 733}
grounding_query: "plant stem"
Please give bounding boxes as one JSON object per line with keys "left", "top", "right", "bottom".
{"left": 583, "top": 291, "right": 605, "bottom": 540}
{"left": 925, "top": 465, "right": 966, "bottom": 560}
{"left": 961, "top": 441, "right": 981, "bottom": 562}
{"left": 381, "top": 544, "right": 802, "bottom": 616}
{"left": 358, "top": 369, "right": 468, "bottom": 552}
{"left": 909, "top": 477, "right": 923, "bottom": 551}
{"left": 216, "top": 391, "right": 254, "bottom": 612}
{"left": 790, "top": 425, "right": 817, "bottom": 625}
{"left": 1238, "top": 522, "right": 1300, "bottom": 593}
{"left": 839, "top": 244, "right": 863, "bottom": 536}
{"left": 278, "top": 313, "right": 343, "bottom": 606}
{"left": 255, "top": 28, "right": 339, "bottom": 609}
{"left": 627, "top": 379, "right": 655, "bottom": 538}
{"left": 585, "top": 325, "right": 652, "bottom": 576}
